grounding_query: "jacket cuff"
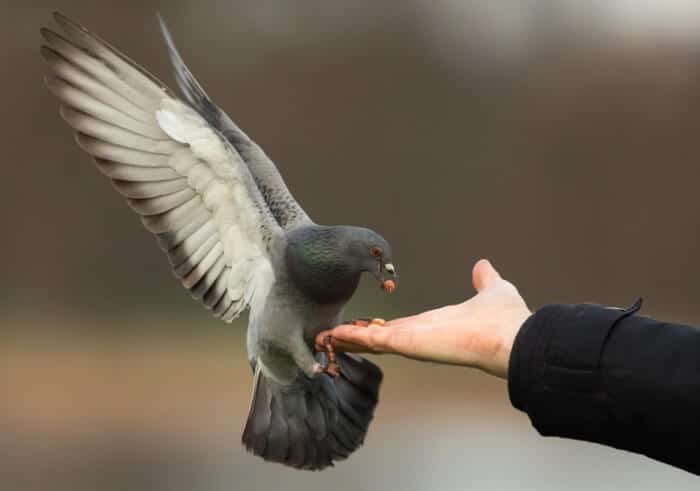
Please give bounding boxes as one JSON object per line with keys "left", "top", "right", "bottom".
{"left": 508, "top": 300, "right": 641, "bottom": 436}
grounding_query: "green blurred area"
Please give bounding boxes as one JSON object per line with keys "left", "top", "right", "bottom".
{"left": 4, "top": 1, "right": 700, "bottom": 489}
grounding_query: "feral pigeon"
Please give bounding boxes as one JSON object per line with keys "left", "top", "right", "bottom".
{"left": 40, "top": 13, "right": 397, "bottom": 470}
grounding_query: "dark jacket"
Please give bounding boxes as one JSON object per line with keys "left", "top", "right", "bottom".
{"left": 509, "top": 300, "right": 700, "bottom": 475}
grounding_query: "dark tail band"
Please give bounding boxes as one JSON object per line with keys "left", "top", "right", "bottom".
{"left": 242, "top": 353, "right": 382, "bottom": 470}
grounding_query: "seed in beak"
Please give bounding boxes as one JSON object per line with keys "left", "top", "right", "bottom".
{"left": 382, "top": 279, "right": 396, "bottom": 293}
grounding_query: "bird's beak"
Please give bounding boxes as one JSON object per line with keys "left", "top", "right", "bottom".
{"left": 380, "top": 263, "right": 397, "bottom": 293}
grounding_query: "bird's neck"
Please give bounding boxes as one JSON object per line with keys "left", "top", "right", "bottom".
{"left": 284, "top": 226, "right": 362, "bottom": 305}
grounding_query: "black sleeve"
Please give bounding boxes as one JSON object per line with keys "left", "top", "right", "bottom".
{"left": 508, "top": 300, "right": 700, "bottom": 475}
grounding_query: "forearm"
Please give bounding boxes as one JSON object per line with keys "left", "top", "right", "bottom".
{"left": 509, "top": 300, "right": 700, "bottom": 475}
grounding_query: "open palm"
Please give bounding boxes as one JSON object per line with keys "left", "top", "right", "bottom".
{"left": 316, "top": 260, "right": 531, "bottom": 378}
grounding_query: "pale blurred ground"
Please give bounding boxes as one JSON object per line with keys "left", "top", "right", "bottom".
{"left": 4, "top": 1, "right": 700, "bottom": 489}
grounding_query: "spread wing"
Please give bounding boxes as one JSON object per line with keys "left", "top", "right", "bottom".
{"left": 40, "top": 12, "right": 282, "bottom": 322}
{"left": 157, "top": 15, "right": 312, "bottom": 231}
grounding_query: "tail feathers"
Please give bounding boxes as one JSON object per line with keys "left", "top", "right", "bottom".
{"left": 242, "top": 353, "right": 382, "bottom": 470}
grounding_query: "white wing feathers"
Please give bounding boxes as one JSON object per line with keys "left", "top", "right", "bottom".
{"left": 41, "top": 13, "right": 278, "bottom": 322}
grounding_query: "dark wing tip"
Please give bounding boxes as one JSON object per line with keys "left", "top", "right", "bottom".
{"left": 154, "top": 15, "right": 215, "bottom": 117}
{"left": 155, "top": 11, "right": 178, "bottom": 54}
{"left": 39, "top": 44, "right": 58, "bottom": 61}
{"left": 39, "top": 27, "right": 56, "bottom": 43}
{"left": 156, "top": 11, "right": 168, "bottom": 31}
{"left": 52, "top": 11, "right": 70, "bottom": 24}
{"left": 53, "top": 11, "right": 84, "bottom": 32}
{"left": 156, "top": 13, "right": 184, "bottom": 64}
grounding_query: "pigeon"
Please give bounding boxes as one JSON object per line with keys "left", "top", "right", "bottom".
{"left": 40, "top": 12, "right": 398, "bottom": 470}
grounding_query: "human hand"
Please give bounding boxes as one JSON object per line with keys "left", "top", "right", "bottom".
{"left": 315, "top": 259, "right": 531, "bottom": 379}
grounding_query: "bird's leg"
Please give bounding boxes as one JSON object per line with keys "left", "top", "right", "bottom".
{"left": 313, "top": 319, "right": 386, "bottom": 373}
{"left": 344, "top": 318, "right": 386, "bottom": 328}
{"left": 287, "top": 335, "right": 334, "bottom": 379}
{"left": 319, "top": 335, "right": 340, "bottom": 377}
{"left": 310, "top": 333, "right": 340, "bottom": 378}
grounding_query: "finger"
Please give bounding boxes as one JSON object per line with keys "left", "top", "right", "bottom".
{"left": 472, "top": 258, "right": 502, "bottom": 292}
{"left": 384, "top": 313, "right": 421, "bottom": 327}
{"left": 318, "top": 324, "right": 393, "bottom": 354}
{"left": 386, "top": 303, "right": 461, "bottom": 327}
{"left": 315, "top": 327, "right": 374, "bottom": 353}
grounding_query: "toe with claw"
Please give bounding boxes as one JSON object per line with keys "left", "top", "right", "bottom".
{"left": 316, "top": 334, "right": 341, "bottom": 377}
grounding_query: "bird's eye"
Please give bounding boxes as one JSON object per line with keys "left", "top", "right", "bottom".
{"left": 370, "top": 247, "right": 382, "bottom": 257}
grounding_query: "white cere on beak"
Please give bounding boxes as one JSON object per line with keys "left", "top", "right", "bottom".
{"left": 384, "top": 263, "right": 395, "bottom": 274}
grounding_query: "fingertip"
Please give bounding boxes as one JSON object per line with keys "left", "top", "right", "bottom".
{"left": 319, "top": 325, "right": 361, "bottom": 345}
{"left": 472, "top": 258, "right": 487, "bottom": 290}
{"left": 472, "top": 258, "right": 501, "bottom": 292}
{"left": 318, "top": 326, "right": 372, "bottom": 353}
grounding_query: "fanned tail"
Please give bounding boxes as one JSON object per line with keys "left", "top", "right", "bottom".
{"left": 242, "top": 353, "right": 383, "bottom": 470}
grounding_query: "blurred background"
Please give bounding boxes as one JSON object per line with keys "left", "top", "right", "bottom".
{"left": 4, "top": 1, "right": 700, "bottom": 489}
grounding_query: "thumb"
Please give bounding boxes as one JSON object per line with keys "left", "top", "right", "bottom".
{"left": 472, "top": 259, "right": 502, "bottom": 292}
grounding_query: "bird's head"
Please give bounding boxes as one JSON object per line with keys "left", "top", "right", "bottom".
{"left": 343, "top": 227, "right": 397, "bottom": 293}
{"left": 285, "top": 225, "right": 397, "bottom": 303}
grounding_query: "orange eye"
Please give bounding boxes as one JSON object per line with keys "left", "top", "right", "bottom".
{"left": 370, "top": 247, "right": 382, "bottom": 257}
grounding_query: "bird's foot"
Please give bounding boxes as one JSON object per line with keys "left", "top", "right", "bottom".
{"left": 345, "top": 317, "right": 386, "bottom": 328}
{"left": 314, "top": 335, "right": 340, "bottom": 377}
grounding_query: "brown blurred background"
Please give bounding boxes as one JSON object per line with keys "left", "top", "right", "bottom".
{"left": 4, "top": 1, "right": 700, "bottom": 489}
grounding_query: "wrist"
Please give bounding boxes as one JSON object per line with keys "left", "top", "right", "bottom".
{"left": 481, "top": 308, "right": 531, "bottom": 379}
